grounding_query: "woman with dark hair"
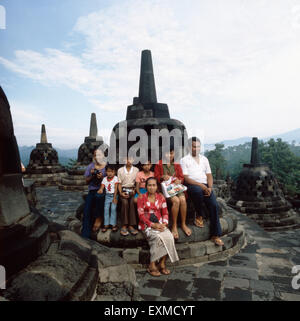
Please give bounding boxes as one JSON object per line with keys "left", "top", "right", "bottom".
{"left": 154, "top": 145, "right": 191, "bottom": 240}
{"left": 137, "top": 177, "right": 179, "bottom": 276}
{"left": 82, "top": 148, "right": 106, "bottom": 239}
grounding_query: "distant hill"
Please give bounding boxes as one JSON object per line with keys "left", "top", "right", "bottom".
{"left": 205, "top": 128, "right": 300, "bottom": 151}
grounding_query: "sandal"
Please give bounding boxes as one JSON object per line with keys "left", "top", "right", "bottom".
{"left": 120, "top": 228, "right": 129, "bottom": 236}
{"left": 147, "top": 268, "right": 161, "bottom": 277}
{"left": 112, "top": 225, "right": 118, "bottom": 232}
{"left": 128, "top": 227, "right": 138, "bottom": 236}
{"left": 102, "top": 225, "right": 109, "bottom": 233}
{"left": 211, "top": 237, "right": 224, "bottom": 246}
{"left": 194, "top": 217, "right": 204, "bottom": 228}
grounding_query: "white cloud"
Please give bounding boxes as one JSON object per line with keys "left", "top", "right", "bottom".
{"left": 1, "top": 0, "right": 300, "bottom": 144}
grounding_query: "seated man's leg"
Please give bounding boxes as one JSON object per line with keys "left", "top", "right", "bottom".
{"left": 203, "top": 191, "right": 222, "bottom": 238}
{"left": 187, "top": 184, "right": 205, "bottom": 226}
{"left": 81, "top": 191, "right": 95, "bottom": 238}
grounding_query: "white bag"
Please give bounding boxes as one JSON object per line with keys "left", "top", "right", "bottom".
{"left": 161, "top": 177, "right": 187, "bottom": 198}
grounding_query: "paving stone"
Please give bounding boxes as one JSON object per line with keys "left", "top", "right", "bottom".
{"left": 251, "top": 290, "right": 275, "bottom": 301}
{"left": 197, "top": 265, "right": 225, "bottom": 281}
{"left": 249, "top": 279, "right": 274, "bottom": 292}
{"left": 223, "top": 277, "right": 250, "bottom": 289}
{"left": 139, "top": 279, "right": 166, "bottom": 297}
{"left": 273, "top": 282, "right": 300, "bottom": 295}
{"left": 191, "top": 278, "right": 222, "bottom": 300}
{"left": 223, "top": 288, "right": 252, "bottom": 301}
{"left": 206, "top": 259, "right": 228, "bottom": 267}
{"left": 225, "top": 267, "right": 259, "bottom": 280}
{"left": 122, "top": 248, "right": 140, "bottom": 264}
{"left": 161, "top": 279, "right": 193, "bottom": 298}
{"left": 228, "top": 253, "right": 258, "bottom": 269}
{"left": 279, "top": 292, "right": 300, "bottom": 301}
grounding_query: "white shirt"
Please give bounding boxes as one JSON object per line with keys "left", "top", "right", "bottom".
{"left": 180, "top": 153, "right": 212, "bottom": 184}
{"left": 101, "top": 176, "right": 119, "bottom": 194}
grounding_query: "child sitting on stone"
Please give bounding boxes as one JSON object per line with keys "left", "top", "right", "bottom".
{"left": 117, "top": 156, "right": 139, "bottom": 236}
{"left": 134, "top": 160, "right": 154, "bottom": 204}
{"left": 97, "top": 164, "right": 119, "bottom": 232}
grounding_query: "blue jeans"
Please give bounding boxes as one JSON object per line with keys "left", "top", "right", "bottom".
{"left": 81, "top": 189, "right": 105, "bottom": 238}
{"left": 104, "top": 193, "right": 118, "bottom": 226}
{"left": 186, "top": 184, "right": 222, "bottom": 237}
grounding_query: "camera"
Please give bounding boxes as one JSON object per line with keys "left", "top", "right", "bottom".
{"left": 93, "top": 169, "right": 101, "bottom": 176}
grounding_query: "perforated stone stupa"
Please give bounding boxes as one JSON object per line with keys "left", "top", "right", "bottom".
{"left": 59, "top": 113, "right": 109, "bottom": 191}
{"left": 109, "top": 50, "right": 188, "bottom": 163}
{"left": 24, "top": 124, "right": 67, "bottom": 186}
{"left": 228, "top": 137, "right": 299, "bottom": 231}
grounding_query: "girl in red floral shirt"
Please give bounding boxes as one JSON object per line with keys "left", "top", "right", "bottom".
{"left": 137, "top": 177, "right": 179, "bottom": 277}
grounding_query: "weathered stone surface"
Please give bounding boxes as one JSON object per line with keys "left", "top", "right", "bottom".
{"left": 123, "top": 248, "right": 140, "bottom": 264}
{"left": 109, "top": 49, "right": 187, "bottom": 163}
{"left": 228, "top": 137, "right": 299, "bottom": 231}
{"left": 5, "top": 251, "right": 90, "bottom": 301}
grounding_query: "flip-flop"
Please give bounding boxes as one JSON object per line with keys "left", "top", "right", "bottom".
{"left": 194, "top": 217, "right": 204, "bottom": 228}
{"left": 147, "top": 268, "right": 161, "bottom": 277}
{"left": 211, "top": 237, "right": 224, "bottom": 246}
{"left": 120, "top": 228, "right": 129, "bottom": 236}
{"left": 128, "top": 228, "right": 138, "bottom": 236}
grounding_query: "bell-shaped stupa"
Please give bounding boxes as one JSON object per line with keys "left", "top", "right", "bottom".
{"left": 59, "top": 113, "right": 109, "bottom": 191}
{"left": 109, "top": 50, "right": 188, "bottom": 164}
{"left": 24, "top": 124, "right": 67, "bottom": 186}
{"left": 228, "top": 137, "right": 299, "bottom": 230}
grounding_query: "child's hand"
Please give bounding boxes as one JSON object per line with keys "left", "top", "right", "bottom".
{"left": 97, "top": 189, "right": 103, "bottom": 194}
{"left": 113, "top": 198, "right": 118, "bottom": 204}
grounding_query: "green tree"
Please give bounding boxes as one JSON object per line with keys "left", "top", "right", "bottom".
{"left": 205, "top": 143, "right": 227, "bottom": 180}
{"left": 259, "top": 139, "right": 300, "bottom": 196}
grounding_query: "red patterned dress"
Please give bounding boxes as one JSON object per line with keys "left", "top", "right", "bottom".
{"left": 137, "top": 192, "right": 169, "bottom": 231}
{"left": 137, "top": 192, "right": 179, "bottom": 263}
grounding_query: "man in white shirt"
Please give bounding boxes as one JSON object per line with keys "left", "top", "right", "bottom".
{"left": 180, "top": 137, "right": 224, "bottom": 246}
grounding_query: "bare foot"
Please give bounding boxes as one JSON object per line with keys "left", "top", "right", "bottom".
{"left": 92, "top": 218, "right": 102, "bottom": 232}
{"left": 171, "top": 227, "right": 179, "bottom": 240}
{"left": 182, "top": 224, "right": 192, "bottom": 237}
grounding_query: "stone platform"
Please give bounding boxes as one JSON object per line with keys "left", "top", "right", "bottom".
{"left": 26, "top": 186, "right": 300, "bottom": 301}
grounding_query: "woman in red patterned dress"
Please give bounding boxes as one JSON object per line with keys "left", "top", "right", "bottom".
{"left": 137, "top": 177, "right": 179, "bottom": 277}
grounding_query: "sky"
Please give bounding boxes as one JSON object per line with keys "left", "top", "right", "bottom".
{"left": 0, "top": 0, "right": 300, "bottom": 149}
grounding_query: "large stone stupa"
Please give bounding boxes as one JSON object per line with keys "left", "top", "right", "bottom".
{"left": 109, "top": 50, "right": 188, "bottom": 164}
{"left": 228, "top": 137, "right": 299, "bottom": 231}
{"left": 59, "top": 113, "right": 109, "bottom": 191}
{"left": 24, "top": 124, "right": 67, "bottom": 186}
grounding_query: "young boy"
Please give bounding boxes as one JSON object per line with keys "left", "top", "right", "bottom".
{"left": 98, "top": 164, "right": 119, "bottom": 232}
{"left": 134, "top": 160, "right": 154, "bottom": 204}
{"left": 117, "top": 156, "right": 139, "bottom": 236}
